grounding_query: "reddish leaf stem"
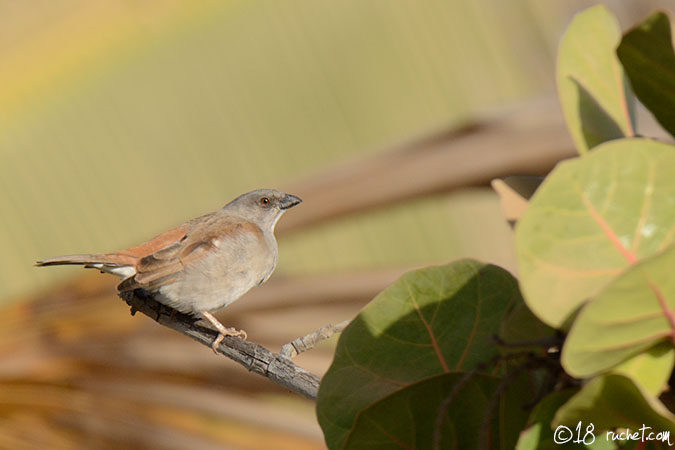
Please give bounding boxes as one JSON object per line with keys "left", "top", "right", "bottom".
{"left": 581, "top": 194, "right": 637, "bottom": 264}
{"left": 646, "top": 278, "right": 675, "bottom": 345}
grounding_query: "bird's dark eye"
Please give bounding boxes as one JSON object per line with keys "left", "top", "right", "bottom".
{"left": 260, "top": 197, "right": 270, "bottom": 206}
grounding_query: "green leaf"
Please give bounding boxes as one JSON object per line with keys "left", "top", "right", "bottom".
{"left": 342, "top": 373, "right": 499, "bottom": 449}
{"left": 610, "top": 342, "right": 675, "bottom": 397}
{"left": 553, "top": 374, "right": 675, "bottom": 434}
{"left": 562, "top": 246, "right": 675, "bottom": 379}
{"left": 499, "top": 289, "right": 555, "bottom": 350}
{"left": 516, "top": 138, "right": 675, "bottom": 329}
{"left": 317, "top": 260, "right": 524, "bottom": 449}
{"left": 343, "top": 370, "right": 537, "bottom": 450}
{"left": 557, "top": 5, "right": 635, "bottom": 154}
{"left": 617, "top": 12, "right": 675, "bottom": 139}
{"left": 516, "top": 390, "right": 595, "bottom": 450}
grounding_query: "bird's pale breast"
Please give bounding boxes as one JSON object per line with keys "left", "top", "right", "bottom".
{"left": 155, "top": 228, "right": 277, "bottom": 314}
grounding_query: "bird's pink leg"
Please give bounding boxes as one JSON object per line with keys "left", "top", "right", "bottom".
{"left": 200, "top": 311, "right": 247, "bottom": 353}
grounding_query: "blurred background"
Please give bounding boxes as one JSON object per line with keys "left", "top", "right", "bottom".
{"left": 1, "top": 1, "right": 672, "bottom": 448}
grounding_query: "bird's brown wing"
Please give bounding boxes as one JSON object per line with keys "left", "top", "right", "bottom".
{"left": 115, "top": 225, "right": 189, "bottom": 259}
{"left": 36, "top": 223, "right": 189, "bottom": 268}
{"left": 117, "top": 215, "right": 263, "bottom": 293}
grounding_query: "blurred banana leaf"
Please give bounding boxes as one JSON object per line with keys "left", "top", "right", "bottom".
{"left": 1, "top": 0, "right": 668, "bottom": 302}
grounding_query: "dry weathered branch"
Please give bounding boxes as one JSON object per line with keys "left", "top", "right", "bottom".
{"left": 120, "top": 290, "right": 321, "bottom": 400}
{"left": 280, "top": 320, "right": 350, "bottom": 359}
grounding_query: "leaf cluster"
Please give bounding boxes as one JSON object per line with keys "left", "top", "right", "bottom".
{"left": 317, "top": 7, "right": 675, "bottom": 449}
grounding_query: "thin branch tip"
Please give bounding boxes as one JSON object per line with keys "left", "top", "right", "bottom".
{"left": 280, "top": 319, "right": 350, "bottom": 359}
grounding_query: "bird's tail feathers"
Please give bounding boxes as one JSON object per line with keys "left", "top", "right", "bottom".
{"left": 38, "top": 254, "right": 111, "bottom": 266}
{"left": 36, "top": 253, "right": 138, "bottom": 278}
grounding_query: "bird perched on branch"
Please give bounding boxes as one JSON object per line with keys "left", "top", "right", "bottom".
{"left": 37, "top": 189, "right": 302, "bottom": 352}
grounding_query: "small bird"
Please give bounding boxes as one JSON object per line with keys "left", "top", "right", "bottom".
{"left": 37, "top": 189, "right": 302, "bottom": 352}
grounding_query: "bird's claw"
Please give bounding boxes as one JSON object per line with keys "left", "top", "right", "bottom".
{"left": 211, "top": 327, "right": 247, "bottom": 353}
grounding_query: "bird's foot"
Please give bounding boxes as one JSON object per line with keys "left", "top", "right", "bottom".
{"left": 211, "top": 327, "right": 248, "bottom": 353}
{"left": 200, "top": 311, "right": 247, "bottom": 354}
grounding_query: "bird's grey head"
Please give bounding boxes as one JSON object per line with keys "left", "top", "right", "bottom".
{"left": 224, "top": 189, "right": 302, "bottom": 231}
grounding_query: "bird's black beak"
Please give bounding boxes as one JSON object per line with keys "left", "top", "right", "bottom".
{"left": 280, "top": 194, "right": 302, "bottom": 210}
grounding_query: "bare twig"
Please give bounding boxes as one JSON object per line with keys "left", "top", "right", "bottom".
{"left": 280, "top": 320, "right": 350, "bottom": 359}
{"left": 120, "top": 290, "right": 321, "bottom": 400}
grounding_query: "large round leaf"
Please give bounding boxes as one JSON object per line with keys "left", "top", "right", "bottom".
{"left": 610, "top": 342, "right": 675, "bottom": 397}
{"left": 515, "top": 390, "right": 580, "bottom": 450}
{"left": 562, "top": 245, "right": 675, "bottom": 379}
{"left": 317, "top": 260, "right": 524, "bottom": 449}
{"left": 344, "top": 372, "right": 532, "bottom": 450}
{"left": 557, "top": 5, "right": 635, "bottom": 154}
{"left": 516, "top": 138, "right": 675, "bottom": 329}
{"left": 554, "top": 374, "right": 675, "bottom": 434}
{"left": 617, "top": 12, "right": 675, "bottom": 139}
